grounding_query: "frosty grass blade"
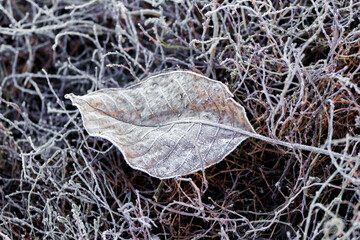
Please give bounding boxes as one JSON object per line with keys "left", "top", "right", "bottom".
{"left": 65, "top": 71, "right": 255, "bottom": 179}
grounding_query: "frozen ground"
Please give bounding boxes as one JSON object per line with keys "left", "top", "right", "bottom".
{"left": 0, "top": 1, "right": 359, "bottom": 239}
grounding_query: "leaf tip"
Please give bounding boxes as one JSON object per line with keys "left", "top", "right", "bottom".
{"left": 64, "top": 93, "right": 76, "bottom": 102}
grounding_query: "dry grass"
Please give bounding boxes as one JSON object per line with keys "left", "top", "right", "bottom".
{"left": 0, "top": 0, "right": 359, "bottom": 239}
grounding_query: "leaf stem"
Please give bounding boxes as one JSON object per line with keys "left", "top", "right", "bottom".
{"left": 171, "top": 120, "right": 357, "bottom": 161}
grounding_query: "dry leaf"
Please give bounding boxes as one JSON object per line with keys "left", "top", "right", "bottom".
{"left": 65, "top": 71, "right": 255, "bottom": 179}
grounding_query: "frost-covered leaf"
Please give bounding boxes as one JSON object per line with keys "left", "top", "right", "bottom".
{"left": 65, "top": 71, "right": 255, "bottom": 179}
